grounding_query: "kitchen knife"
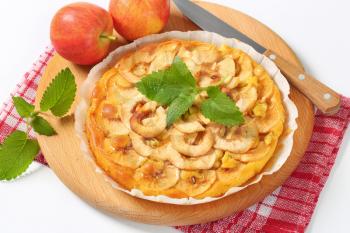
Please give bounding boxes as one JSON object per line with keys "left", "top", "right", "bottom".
{"left": 173, "top": 0, "right": 340, "bottom": 114}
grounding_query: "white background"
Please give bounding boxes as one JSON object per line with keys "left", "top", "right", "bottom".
{"left": 0, "top": 0, "right": 349, "bottom": 232}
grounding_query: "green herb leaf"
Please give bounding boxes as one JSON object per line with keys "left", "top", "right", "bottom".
{"left": 0, "top": 131, "right": 40, "bottom": 180}
{"left": 12, "top": 96, "right": 34, "bottom": 118}
{"left": 136, "top": 57, "right": 196, "bottom": 105}
{"left": 200, "top": 86, "right": 244, "bottom": 126}
{"left": 136, "top": 70, "right": 168, "bottom": 103}
{"left": 30, "top": 115, "right": 56, "bottom": 136}
{"left": 40, "top": 67, "right": 77, "bottom": 117}
{"left": 165, "top": 56, "right": 196, "bottom": 88}
{"left": 166, "top": 91, "right": 196, "bottom": 126}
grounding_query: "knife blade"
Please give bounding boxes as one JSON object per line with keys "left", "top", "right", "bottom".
{"left": 173, "top": 0, "right": 340, "bottom": 114}
{"left": 173, "top": 0, "right": 266, "bottom": 53}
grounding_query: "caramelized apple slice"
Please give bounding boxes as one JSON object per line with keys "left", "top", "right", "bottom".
{"left": 155, "top": 144, "right": 218, "bottom": 170}
{"left": 134, "top": 160, "right": 180, "bottom": 192}
{"left": 170, "top": 129, "right": 214, "bottom": 157}
{"left": 176, "top": 170, "right": 216, "bottom": 197}
{"left": 237, "top": 141, "right": 274, "bottom": 163}
{"left": 212, "top": 121, "right": 259, "bottom": 153}
{"left": 256, "top": 91, "right": 285, "bottom": 134}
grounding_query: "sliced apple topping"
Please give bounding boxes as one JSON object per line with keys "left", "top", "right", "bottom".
{"left": 212, "top": 121, "right": 259, "bottom": 153}
{"left": 148, "top": 42, "right": 179, "bottom": 73}
{"left": 176, "top": 170, "right": 216, "bottom": 197}
{"left": 197, "top": 112, "right": 211, "bottom": 125}
{"left": 258, "top": 74, "right": 274, "bottom": 102}
{"left": 118, "top": 50, "right": 156, "bottom": 83}
{"left": 177, "top": 45, "right": 192, "bottom": 59}
{"left": 108, "top": 150, "right": 146, "bottom": 169}
{"left": 134, "top": 160, "right": 180, "bottom": 192}
{"left": 174, "top": 116, "right": 205, "bottom": 134}
{"left": 218, "top": 56, "right": 236, "bottom": 79}
{"left": 119, "top": 95, "right": 147, "bottom": 129}
{"left": 118, "top": 56, "right": 141, "bottom": 83}
{"left": 236, "top": 86, "right": 258, "bottom": 113}
{"left": 222, "top": 76, "right": 240, "bottom": 89}
{"left": 102, "top": 103, "right": 118, "bottom": 120}
{"left": 110, "top": 135, "right": 130, "bottom": 149}
{"left": 236, "top": 55, "right": 253, "bottom": 83}
{"left": 253, "top": 65, "right": 265, "bottom": 77}
{"left": 132, "top": 50, "right": 155, "bottom": 64}
{"left": 170, "top": 129, "right": 214, "bottom": 157}
{"left": 130, "top": 103, "right": 166, "bottom": 138}
{"left": 107, "top": 86, "right": 140, "bottom": 105}
{"left": 192, "top": 45, "right": 218, "bottom": 65}
{"left": 132, "top": 63, "right": 148, "bottom": 76}
{"left": 103, "top": 120, "right": 129, "bottom": 137}
{"left": 198, "top": 73, "right": 221, "bottom": 88}
{"left": 97, "top": 101, "right": 130, "bottom": 137}
{"left": 256, "top": 94, "right": 285, "bottom": 134}
{"left": 237, "top": 141, "right": 273, "bottom": 163}
{"left": 112, "top": 72, "right": 133, "bottom": 88}
{"left": 149, "top": 52, "right": 176, "bottom": 73}
{"left": 155, "top": 144, "right": 218, "bottom": 170}
{"left": 182, "top": 57, "right": 201, "bottom": 76}
{"left": 103, "top": 137, "right": 146, "bottom": 169}
{"left": 129, "top": 131, "right": 154, "bottom": 157}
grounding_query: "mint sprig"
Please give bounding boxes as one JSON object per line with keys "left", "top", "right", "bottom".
{"left": 136, "top": 57, "right": 243, "bottom": 127}
{"left": 0, "top": 67, "right": 77, "bottom": 181}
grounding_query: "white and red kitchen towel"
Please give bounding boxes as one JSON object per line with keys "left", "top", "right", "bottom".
{"left": 1, "top": 47, "right": 350, "bottom": 233}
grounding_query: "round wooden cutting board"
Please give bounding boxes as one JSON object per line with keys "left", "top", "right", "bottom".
{"left": 35, "top": 1, "right": 314, "bottom": 226}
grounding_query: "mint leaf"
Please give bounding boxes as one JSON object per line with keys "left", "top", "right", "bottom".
{"left": 12, "top": 96, "right": 34, "bottom": 118}
{"left": 166, "top": 56, "right": 196, "bottom": 88}
{"left": 136, "top": 57, "right": 196, "bottom": 105}
{"left": 136, "top": 70, "right": 168, "bottom": 103}
{"left": 166, "top": 91, "right": 196, "bottom": 126}
{"left": 40, "top": 67, "right": 77, "bottom": 117}
{"left": 201, "top": 86, "right": 244, "bottom": 126}
{"left": 30, "top": 115, "right": 56, "bottom": 136}
{"left": 0, "top": 131, "right": 40, "bottom": 180}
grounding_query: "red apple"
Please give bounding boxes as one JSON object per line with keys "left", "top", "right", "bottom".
{"left": 50, "top": 2, "right": 114, "bottom": 65}
{"left": 109, "top": 0, "right": 170, "bottom": 41}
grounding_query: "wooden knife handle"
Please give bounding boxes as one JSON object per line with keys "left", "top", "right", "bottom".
{"left": 264, "top": 49, "right": 341, "bottom": 115}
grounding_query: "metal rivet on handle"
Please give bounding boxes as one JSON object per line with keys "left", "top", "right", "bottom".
{"left": 298, "top": 74, "right": 306, "bottom": 81}
{"left": 269, "top": 54, "right": 276, "bottom": 60}
{"left": 323, "top": 93, "right": 331, "bottom": 100}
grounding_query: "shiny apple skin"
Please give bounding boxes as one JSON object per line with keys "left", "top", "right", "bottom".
{"left": 50, "top": 2, "right": 114, "bottom": 65}
{"left": 109, "top": 0, "right": 170, "bottom": 41}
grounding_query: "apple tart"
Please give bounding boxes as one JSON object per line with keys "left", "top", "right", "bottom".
{"left": 83, "top": 38, "right": 287, "bottom": 200}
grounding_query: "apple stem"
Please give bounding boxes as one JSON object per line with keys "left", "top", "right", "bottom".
{"left": 100, "top": 34, "right": 117, "bottom": 41}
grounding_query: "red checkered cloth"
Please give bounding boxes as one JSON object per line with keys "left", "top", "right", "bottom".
{"left": 1, "top": 47, "right": 350, "bottom": 233}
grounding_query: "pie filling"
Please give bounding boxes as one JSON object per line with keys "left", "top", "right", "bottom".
{"left": 85, "top": 39, "right": 285, "bottom": 199}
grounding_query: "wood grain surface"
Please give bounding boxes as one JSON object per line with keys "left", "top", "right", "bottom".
{"left": 34, "top": 1, "right": 314, "bottom": 226}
